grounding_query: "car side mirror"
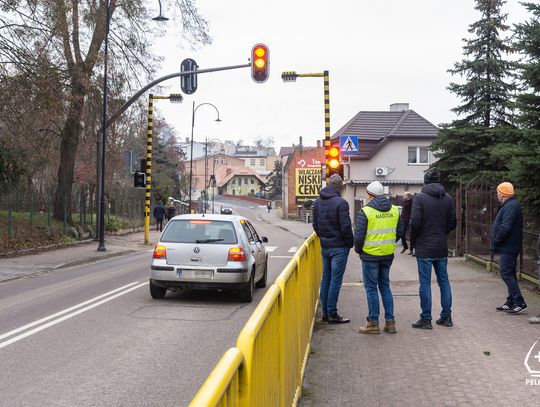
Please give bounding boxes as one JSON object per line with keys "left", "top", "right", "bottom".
{"left": 261, "top": 236, "right": 269, "bottom": 243}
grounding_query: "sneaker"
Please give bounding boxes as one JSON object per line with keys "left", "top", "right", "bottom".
{"left": 436, "top": 316, "right": 453, "bottom": 327}
{"left": 327, "top": 313, "right": 350, "bottom": 324}
{"left": 496, "top": 304, "right": 512, "bottom": 312}
{"left": 507, "top": 305, "right": 527, "bottom": 314}
{"left": 412, "top": 319, "right": 432, "bottom": 329}
{"left": 528, "top": 315, "right": 540, "bottom": 324}
{"left": 322, "top": 313, "right": 328, "bottom": 322}
{"left": 383, "top": 320, "right": 397, "bottom": 334}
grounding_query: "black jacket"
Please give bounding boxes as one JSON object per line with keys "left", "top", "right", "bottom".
{"left": 401, "top": 198, "right": 413, "bottom": 225}
{"left": 354, "top": 195, "right": 404, "bottom": 261}
{"left": 153, "top": 204, "right": 166, "bottom": 220}
{"left": 409, "top": 183, "right": 456, "bottom": 258}
{"left": 491, "top": 197, "right": 523, "bottom": 254}
{"left": 313, "top": 186, "right": 354, "bottom": 249}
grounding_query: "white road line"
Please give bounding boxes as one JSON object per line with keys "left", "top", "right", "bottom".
{"left": 0, "top": 282, "right": 147, "bottom": 349}
{"left": 288, "top": 247, "right": 298, "bottom": 253}
{"left": 0, "top": 282, "right": 140, "bottom": 341}
{"left": 265, "top": 246, "right": 278, "bottom": 252}
{"left": 270, "top": 256, "right": 293, "bottom": 259}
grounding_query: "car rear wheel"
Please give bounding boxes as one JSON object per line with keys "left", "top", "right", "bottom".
{"left": 240, "top": 270, "right": 254, "bottom": 302}
{"left": 150, "top": 281, "right": 167, "bottom": 299}
{"left": 255, "top": 257, "right": 267, "bottom": 288}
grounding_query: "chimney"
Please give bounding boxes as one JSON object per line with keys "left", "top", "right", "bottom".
{"left": 390, "top": 103, "right": 409, "bottom": 112}
{"left": 299, "top": 136, "right": 303, "bottom": 148}
{"left": 316, "top": 140, "right": 321, "bottom": 148}
{"left": 185, "top": 137, "right": 189, "bottom": 143}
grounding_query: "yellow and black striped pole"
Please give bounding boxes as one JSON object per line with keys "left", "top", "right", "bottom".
{"left": 144, "top": 94, "right": 154, "bottom": 244}
{"left": 323, "top": 70, "right": 330, "bottom": 181}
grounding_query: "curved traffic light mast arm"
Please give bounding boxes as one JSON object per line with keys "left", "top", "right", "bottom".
{"left": 103, "top": 63, "right": 249, "bottom": 132}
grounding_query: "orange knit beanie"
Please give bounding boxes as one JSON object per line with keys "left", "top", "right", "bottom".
{"left": 497, "top": 182, "right": 514, "bottom": 197}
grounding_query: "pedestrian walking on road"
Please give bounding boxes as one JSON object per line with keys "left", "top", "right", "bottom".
{"left": 153, "top": 200, "right": 166, "bottom": 232}
{"left": 313, "top": 174, "right": 354, "bottom": 324}
{"left": 492, "top": 182, "right": 527, "bottom": 315}
{"left": 354, "top": 181, "right": 403, "bottom": 334}
{"left": 410, "top": 168, "right": 457, "bottom": 329}
{"left": 166, "top": 202, "right": 176, "bottom": 221}
{"left": 400, "top": 192, "right": 414, "bottom": 254}
{"left": 266, "top": 201, "right": 272, "bottom": 213}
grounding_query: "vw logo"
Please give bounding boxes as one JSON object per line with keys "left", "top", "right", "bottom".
{"left": 193, "top": 247, "right": 200, "bottom": 254}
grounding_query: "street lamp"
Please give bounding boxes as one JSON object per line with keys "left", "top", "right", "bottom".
{"left": 97, "top": 0, "right": 168, "bottom": 251}
{"left": 153, "top": 0, "right": 169, "bottom": 21}
{"left": 188, "top": 102, "right": 221, "bottom": 214}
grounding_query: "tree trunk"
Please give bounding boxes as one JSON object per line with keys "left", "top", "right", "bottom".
{"left": 53, "top": 85, "right": 86, "bottom": 224}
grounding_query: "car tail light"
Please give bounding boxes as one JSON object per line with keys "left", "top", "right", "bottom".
{"left": 228, "top": 247, "right": 247, "bottom": 262}
{"left": 153, "top": 245, "right": 167, "bottom": 259}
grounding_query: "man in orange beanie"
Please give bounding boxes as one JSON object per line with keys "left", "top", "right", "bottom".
{"left": 492, "top": 182, "right": 527, "bottom": 314}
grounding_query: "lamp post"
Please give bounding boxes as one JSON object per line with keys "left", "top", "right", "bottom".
{"left": 97, "top": 0, "right": 168, "bottom": 251}
{"left": 189, "top": 102, "right": 221, "bottom": 214}
{"left": 204, "top": 138, "right": 221, "bottom": 214}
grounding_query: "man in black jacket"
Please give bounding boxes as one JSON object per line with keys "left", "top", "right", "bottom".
{"left": 313, "top": 174, "right": 354, "bottom": 324}
{"left": 492, "top": 182, "right": 527, "bottom": 314}
{"left": 410, "top": 168, "right": 457, "bottom": 329}
{"left": 153, "top": 201, "right": 166, "bottom": 232}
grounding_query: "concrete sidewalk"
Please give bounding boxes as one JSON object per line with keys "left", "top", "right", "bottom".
{"left": 0, "top": 230, "right": 161, "bottom": 283}
{"left": 300, "top": 249, "right": 540, "bottom": 406}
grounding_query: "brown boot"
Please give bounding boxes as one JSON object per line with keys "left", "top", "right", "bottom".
{"left": 383, "top": 320, "right": 396, "bottom": 334}
{"left": 358, "top": 318, "right": 380, "bottom": 334}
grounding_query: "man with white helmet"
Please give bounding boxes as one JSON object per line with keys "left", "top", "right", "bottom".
{"left": 354, "top": 181, "right": 403, "bottom": 334}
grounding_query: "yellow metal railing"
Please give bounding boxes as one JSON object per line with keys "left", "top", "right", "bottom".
{"left": 190, "top": 232, "right": 322, "bottom": 407}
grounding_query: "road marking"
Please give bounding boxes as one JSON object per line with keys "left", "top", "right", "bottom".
{"left": 265, "top": 246, "right": 278, "bottom": 252}
{"left": 270, "top": 256, "right": 293, "bottom": 259}
{"left": 288, "top": 247, "right": 298, "bottom": 253}
{"left": 0, "top": 282, "right": 146, "bottom": 349}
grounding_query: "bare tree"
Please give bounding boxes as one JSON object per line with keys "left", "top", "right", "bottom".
{"left": 0, "top": 0, "right": 210, "bottom": 223}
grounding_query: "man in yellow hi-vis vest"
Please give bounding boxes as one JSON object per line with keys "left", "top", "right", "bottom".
{"left": 354, "top": 181, "right": 403, "bottom": 334}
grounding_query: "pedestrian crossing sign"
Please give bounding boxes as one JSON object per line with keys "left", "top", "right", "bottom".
{"left": 340, "top": 135, "right": 359, "bottom": 155}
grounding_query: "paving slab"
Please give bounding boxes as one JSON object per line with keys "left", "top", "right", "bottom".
{"left": 300, "top": 250, "right": 540, "bottom": 406}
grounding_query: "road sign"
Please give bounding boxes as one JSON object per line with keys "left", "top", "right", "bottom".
{"left": 181, "top": 58, "right": 198, "bottom": 94}
{"left": 340, "top": 135, "right": 359, "bottom": 155}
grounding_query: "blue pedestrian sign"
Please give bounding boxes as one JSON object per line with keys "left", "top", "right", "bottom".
{"left": 340, "top": 135, "right": 359, "bottom": 155}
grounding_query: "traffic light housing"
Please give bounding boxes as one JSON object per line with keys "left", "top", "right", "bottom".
{"left": 327, "top": 146, "right": 343, "bottom": 178}
{"left": 134, "top": 171, "right": 146, "bottom": 188}
{"left": 251, "top": 44, "right": 269, "bottom": 83}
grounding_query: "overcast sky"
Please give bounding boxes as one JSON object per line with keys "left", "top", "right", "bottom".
{"left": 150, "top": 0, "right": 530, "bottom": 150}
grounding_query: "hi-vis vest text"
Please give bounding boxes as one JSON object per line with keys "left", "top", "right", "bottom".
{"left": 361, "top": 205, "right": 399, "bottom": 256}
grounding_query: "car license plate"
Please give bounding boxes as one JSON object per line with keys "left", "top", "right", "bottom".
{"left": 177, "top": 269, "right": 212, "bottom": 279}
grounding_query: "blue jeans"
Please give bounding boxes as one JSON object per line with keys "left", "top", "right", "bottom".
{"left": 320, "top": 247, "right": 350, "bottom": 316}
{"left": 417, "top": 257, "right": 452, "bottom": 320}
{"left": 362, "top": 259, "right": 394, "bottom": 323}
{"left": 499, "top": 253, "right": 525, "bottom": 307}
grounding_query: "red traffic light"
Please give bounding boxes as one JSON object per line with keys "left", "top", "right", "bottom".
{"left": 251, "top": 44, "right": 269, "bottom": 83}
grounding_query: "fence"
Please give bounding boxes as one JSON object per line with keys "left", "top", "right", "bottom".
{"left": 0, "top": 185, "right": 146, "bottom": 253}
{"left": 189, "top": 232, "right": 322, "bottom": 407}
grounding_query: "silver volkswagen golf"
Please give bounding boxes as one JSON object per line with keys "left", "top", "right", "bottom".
{"left": 150, "top": 214, "right": 268, "bottom": 302}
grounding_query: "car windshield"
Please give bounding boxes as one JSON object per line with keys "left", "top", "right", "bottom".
{"left": 160, "top": 220, "right": 237, "bottom": 244}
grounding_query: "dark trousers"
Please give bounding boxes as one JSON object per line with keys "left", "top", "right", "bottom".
{"left": 156, "top": 218, "right": 163, "bottom": 232}
{"left": 499, "top": 253, "right": 525, "bottom": 307}
{"left": 402, "top": 224, "right": 409, "bottom": 250}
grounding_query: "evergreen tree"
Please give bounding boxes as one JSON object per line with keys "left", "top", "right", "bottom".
{"left": 266, "top": 160, "right": 283, "bottom": 199}
{"left": 448, "top": 0, "right": 515, "bottom": 127}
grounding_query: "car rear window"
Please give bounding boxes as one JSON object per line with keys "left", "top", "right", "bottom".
{"left": 161, "top": 220, "right": 238, "bottom": 244}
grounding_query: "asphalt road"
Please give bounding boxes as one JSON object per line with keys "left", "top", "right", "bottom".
{"left": 0, "top": 202, "right": 305, "bottom": 406}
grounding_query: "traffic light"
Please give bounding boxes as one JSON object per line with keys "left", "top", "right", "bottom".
{"left": 251, "top": 44, "right": 269, "bottom": 83}
{"left": 327, "top": 146, "right": 343, "bottom": 178}
{"left": 134, "top": 171, "right": 146, "bottom": 188}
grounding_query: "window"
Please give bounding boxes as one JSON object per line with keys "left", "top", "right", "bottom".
{"left": 241, "top": 221, "right": 255, "bottom": 243}
{"left": 259, "top": 159, "right": 265, "bottom": 166}
{"left": 160, "top": 220, "right": 237, "bottom": 244}
{"left": 232, "top": 179, "right": 236, "bottom": 185}
{"left": 250, "top": 159, "right": 255, "bottom": 166}
{"left": 244, "top": 178, "right": 249, "bottom": 185}
{"left": 250, "top": 178, "right": 254, "bottom": 184}
{"left": 408, "top": 146, "right": 429, "bottom": 164}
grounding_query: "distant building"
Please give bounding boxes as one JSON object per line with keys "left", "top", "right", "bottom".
{"left": 216, "top": 166, "right": 266, "bottom": 197}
